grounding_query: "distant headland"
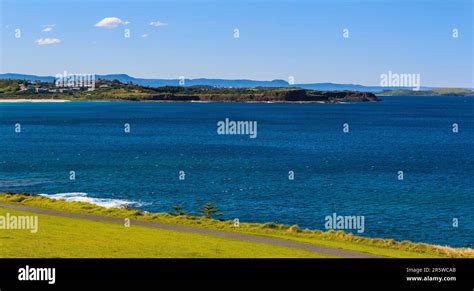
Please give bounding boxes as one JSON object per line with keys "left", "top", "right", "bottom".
{"left": 0, "top": 78, "right": 380, "bottom": 103}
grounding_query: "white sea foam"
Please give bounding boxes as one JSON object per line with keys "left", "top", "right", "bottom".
{"left": 38, "top": 192, "right": 141, "bottom": 208}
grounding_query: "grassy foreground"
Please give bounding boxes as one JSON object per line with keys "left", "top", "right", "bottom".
{"left": 0, "top": 207, "right": 329, "bottom": 258}
{"left": 1, "top": 193, "right": 473, "bottom": 258}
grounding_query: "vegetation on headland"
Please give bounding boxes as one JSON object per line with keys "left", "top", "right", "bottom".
{"left": 0, "top": 79, "right": 380, "bottom": 103}
{"left": 0, "top": 207, "right": 329, "bottom": 258}
{"left": 1, "top": 193, "right": 473, "bottom": 258}
{"left": 376, "top": 88, "right": 474, "bottom": 96}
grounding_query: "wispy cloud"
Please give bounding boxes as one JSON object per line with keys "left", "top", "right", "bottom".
{"left": 41, "top": 26, "right": 53, "bottom": 32}
{"left": 149, "top": 20, "right": 167, "bottom": 27}
{"left": 95, "top": 17, "right": 129, "bottom": 29}
{"left": 35, "top": 38, "right": 61, "bottom": 45}
{"left": 141, "top": 34, "right": 148, "bottom": 38}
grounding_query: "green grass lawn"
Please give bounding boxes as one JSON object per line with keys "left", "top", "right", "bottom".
{"left": 1, "top": 193, "right": 473, "bottom": 258}
{"left": 0, "top": 207, "right": 332, "bottom": 258}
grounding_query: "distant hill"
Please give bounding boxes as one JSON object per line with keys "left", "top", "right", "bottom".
{"left": 0, "top": 73, "right": 469, "bottom": 92}
{"left": 0, "top": 73, "right": 56, "bottom": 82}
{"left": 0, "top": 73, "right": 289, "bottom": 88}
{"left": 296, "top": 83, "right": 401, "bottom": 92}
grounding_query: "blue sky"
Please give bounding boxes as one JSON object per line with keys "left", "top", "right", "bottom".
{"left": 0, "top": 0, "right": 472, "bottom": 87}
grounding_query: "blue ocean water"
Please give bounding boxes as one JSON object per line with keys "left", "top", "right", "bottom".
{"left": 0, "top": 96, "right": 473, "bottom": 247}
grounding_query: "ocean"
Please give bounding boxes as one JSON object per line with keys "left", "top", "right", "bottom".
{"left": 0, "top": 96, "right": 472, "bottom": 247}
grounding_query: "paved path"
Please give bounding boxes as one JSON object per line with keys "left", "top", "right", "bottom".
{"left": 0, "top": 202, "right": 379, "bottom": 258}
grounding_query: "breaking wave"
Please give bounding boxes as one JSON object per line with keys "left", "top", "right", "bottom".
{"left": 37, "top": 192, "right": 143, "bottom": 209}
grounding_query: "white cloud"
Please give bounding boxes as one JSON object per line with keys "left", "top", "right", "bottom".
{"left": 141, "top": 34, "right": 148, "bottom": 38}
{"left": 95, "top": 17, "right": 129, "bottom": 29}
{"left": 41, "top": 24, "right": 54, "bottom": 32}
{"left": 35, "top": 38, "right": 61, "bottom": 45}
{"left": 149, "top": 20, "right": 167, "bottom": 27}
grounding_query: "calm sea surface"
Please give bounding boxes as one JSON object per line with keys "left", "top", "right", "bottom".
{"left": 0, "top": 96, "right": 473, "bottom": 247}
